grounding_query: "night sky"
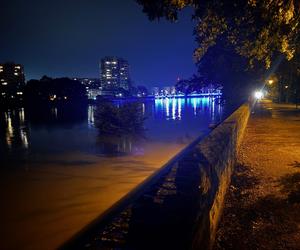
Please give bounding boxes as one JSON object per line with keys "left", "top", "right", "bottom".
{"left": 1, "top": 0, "right": 196, "bottom": 87}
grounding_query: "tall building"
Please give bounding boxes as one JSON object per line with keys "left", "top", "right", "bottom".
{"left": 0, "top": 62, "right": 25, "bottom": 99}
{"left": 100, "top": 57, "right": 131, "bottom": 90}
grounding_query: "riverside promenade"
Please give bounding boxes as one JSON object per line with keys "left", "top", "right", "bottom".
{"left": 214, "top": 100, "right": 300, "bottom": 249}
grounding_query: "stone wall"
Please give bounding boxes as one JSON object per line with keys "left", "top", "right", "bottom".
{"left": 60, "top": 103, "right": 251, "bottom": 250}
{"left": 192, "top": 103, "right": 250, "bottom": 249}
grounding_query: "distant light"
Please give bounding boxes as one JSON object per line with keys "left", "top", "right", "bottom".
{"left": 254, "top": 90, "right": 264, "bottom": 99}
{"left": 268, "top": 79, "right": 274, "bottom": 85}
{"left": 16, "top": 92, "right": 23, "bottom": 95}
{"left": 64, "top": 96, "right": 67, "bottom": 100}
{"left": 14, "top": 72, "right": 19, "bottom": 76}
{"left": 285, "top": 85, "right": 289, "bottom": 89}
{"left": 50, "top": 94, "right": 57, "bottom": 101}
{"left": 2, "top": 82, "right": 8, "bottom": 85}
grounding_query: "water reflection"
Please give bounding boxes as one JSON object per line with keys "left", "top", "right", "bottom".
{"left": 1, "top": 109, "right": 29, "bottom": 152}
{"left": 0, "top": 98, "right": 224, "bottom": 163}
{"left": 96, "top": 134, "right": 145, "bottom": 156}
{"left": 88, "top": 106, "right": 95, "bottom": 127}
{"left": 154, "top": 97, "right": 222, "bottom": 122}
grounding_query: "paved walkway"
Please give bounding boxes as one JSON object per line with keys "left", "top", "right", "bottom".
{"left": 214, "top": 100, "right": 300, "bottom": 250}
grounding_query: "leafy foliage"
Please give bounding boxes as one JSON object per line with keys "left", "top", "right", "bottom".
{"left": 94, "top": 101, "right": 146, "bottom": 135}
{"left": 175, "top": 74, "right": 207, "bottom": 94}
{"left": 275, "top": 46, "right": 300, "bottom": 102}
{"left": 136, "top": 0, "right": 300, "bottom": 68}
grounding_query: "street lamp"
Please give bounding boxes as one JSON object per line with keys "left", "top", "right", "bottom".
{"left": 268, "top": 79, "right": 274, "bottom": 85}
{"left": 254, "top": 90, "right": 264, "bottom": 100}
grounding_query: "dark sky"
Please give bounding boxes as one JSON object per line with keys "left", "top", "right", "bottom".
{"left": 1, "top": 0, "right": 197, "bottom": 87}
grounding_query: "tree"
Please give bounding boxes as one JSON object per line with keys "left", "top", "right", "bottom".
{"left": 275, "top": 49, "right": 300, "bottom": 104}
{"left": 94, "top": 101, "right": 146, "bottom": 135}
{"left": 175, "top": 74, "right": 206, "bottom": 94}
{"left": 136, "top": 0, "right": 299, "bottom": 68}
{"left": 24, "top": 77, "right": 87, "bottom": 103}
{"left": 136, "top": 0, "right": 300, "bottom": 102}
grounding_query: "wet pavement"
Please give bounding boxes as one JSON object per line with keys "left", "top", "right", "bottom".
{"left": 215, "top": 100, "right": 300, "bottom": 250}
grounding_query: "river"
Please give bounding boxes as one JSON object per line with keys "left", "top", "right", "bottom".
{"left": 0, "top": 97, "right": 227, "bottom": 250}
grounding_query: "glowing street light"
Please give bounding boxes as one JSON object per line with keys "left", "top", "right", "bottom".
{"left": 268, "top": 79, "right": 274, "bottom": 85}
{"left": 254, "top": 90, "right": 264, "bottom": 100}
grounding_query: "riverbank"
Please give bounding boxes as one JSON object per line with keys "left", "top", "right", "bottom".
{"left": 214, "top": 100, "right": 300, "bottom": 249}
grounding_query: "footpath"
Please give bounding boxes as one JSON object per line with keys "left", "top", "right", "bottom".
{"left": 214, "top": 100, "right": 300, "bottom": 250}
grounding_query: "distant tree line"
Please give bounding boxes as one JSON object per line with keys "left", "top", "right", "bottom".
{"left": 24, "top": 76, "right": 87, "bottom": 104}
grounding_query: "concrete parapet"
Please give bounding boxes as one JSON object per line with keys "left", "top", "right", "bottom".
{"left": 60, "top": 103, "right": 251, "bottom": 250}
{"left": 192, "top": 103, "right": 250, "bottom": 249}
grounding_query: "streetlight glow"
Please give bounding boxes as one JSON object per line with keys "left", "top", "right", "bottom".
{"left": 254, "top": 90, "right": 264, "bottom": 99}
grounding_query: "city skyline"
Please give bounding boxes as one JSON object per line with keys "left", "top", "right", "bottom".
{"left": 1, "top": 0, "right": 196, "bottom": 88}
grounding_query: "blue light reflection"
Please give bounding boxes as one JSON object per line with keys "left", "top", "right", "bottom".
{"left": 154, "top": 97, "right": 221, "bottom": 121}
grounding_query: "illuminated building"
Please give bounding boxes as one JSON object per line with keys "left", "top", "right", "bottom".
{"left": 100, "top": 57, "right": 131, "bottom": 90}
{"left": 0, "top": 62, "right": 25, "bottom": 99}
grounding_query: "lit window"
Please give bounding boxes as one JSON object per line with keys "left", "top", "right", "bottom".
{"left": 2, "top": 82, "right": 8, "bottom": 85}
{"left": 0, "top": 79, "right": 3, "bottom": 82}
{"left": 15, "top": 66, "right": 21, "bottom": 69}
{"left": 14, "top": 72, "right": 19, "bottom": 76}
{"left": 112, "top": 61, "right": 117, "bottom": 65}
{"left": 16, "top": 92, "right": 23, "bottom": 95}
{"left": 105, "top": 61, "right": 110, "bottom": 65}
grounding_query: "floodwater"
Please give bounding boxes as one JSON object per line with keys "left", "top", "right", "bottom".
{"left": 0, "top": 97, "right": 226, "bottom": 250}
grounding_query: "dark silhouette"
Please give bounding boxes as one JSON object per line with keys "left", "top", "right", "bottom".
{"left": 24, "top": 76, "right": 87, "bottom": 104}
{"left": 94, "top": 101, "right": 146, "bottom": 135}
